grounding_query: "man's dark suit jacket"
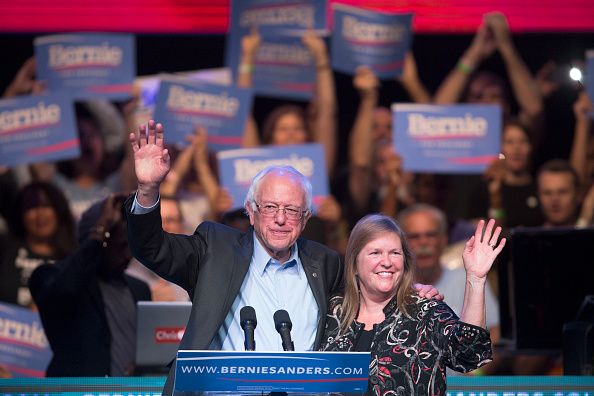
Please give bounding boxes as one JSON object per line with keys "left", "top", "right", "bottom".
{"left": 29, "top": 239, "right": 151, "bottom": 376}
{"left": 125, "top": 196, "right": 343, "bottom": 395}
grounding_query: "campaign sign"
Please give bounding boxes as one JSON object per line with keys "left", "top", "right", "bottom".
{"left": 0, "top": 93, "right": 79, "bottom": 167}
{"left": 230, "top": 0, "right": 327, "bottom": 36}
{"left": 174, "top": 350, "right": 370, "bottom": 393}
{"left": 226, "top": 0, "right": 327, "bottom": 100}
{"left": 217, "top": 143, "right": 328, "bottom": 211}
{"left": 251, "top": 36, "right": 317, "bottom": 100}
{"left": 0, "top": 302, "right": 52, "bottom": 377}
{"left": 393, "top": 104, "right": 501, "bottom": 174}
{"left": 331, "top": 4, "right": 413, "bottom": 78}
{"left": 586, "top": 50, "right": 594, "bottom": 118}
{"left": 34, "top": 33, "right": 135, "bottom": 100}
{"left": 133, "top": 68, "right": 232, "bottom": 127}
{"left": 153, "top": 77, "right": 253, "bottom": 152}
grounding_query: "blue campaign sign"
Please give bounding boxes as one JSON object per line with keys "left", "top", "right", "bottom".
{"left": 331, "top": 4, "right": 413, "bottom": 79}
{"left": 0, "top": 302, "right": 53, "bottom": 377}
{"left": 174, "top": 350, "right": 370, "bottom": 393}
{"left": 217, "top": 143, "right": 328, "bottom": 211}
{"left": 34, "top": 33, "right": 135, "bottom": 100}
{"left": 0, "top": 93, "right": 79, "bottom": 167}
{"left": 153, "top": 77, "right": 253, "bottom": 152}
{"left": 133, "top": 68, "right": 232, "bottom": 127}
{"left": 226, "top": 0, "right": 327, "bottom": 100}
{"left": 586, "top": 50, "right": 594, "bottom": 118}
{"left": 393, "top": 103, "right": 502, "bottom": 174}
{"left": 251, "top": 36, "right": 317, "bottom": 100}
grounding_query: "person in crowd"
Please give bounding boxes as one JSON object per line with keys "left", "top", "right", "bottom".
{"left": 537, "top": 156, "right": 594, "bottom": 229}
{"left": 30, "top": 100, "right": 136, "bottom": 221}
{"left": 569, "top": 92, "right": 594, "bottom": 227}
{"left": 434, "top": 12, "right": 543, "bottom": 128}
{"left": 321, "top": 214, "right": 504, "bottom": 395}
{"left": 4, "top": 57, "right": 138, "bottom": 220}
{"left": 0, "top": 182, "right": 77, "bottom": 307}
{"left": 398, "top": 204, "right": 504, "bottom": 376}
{"left": 537, "top": 159, "right": 583, "bottom": 228}
{"left": 237, "top": 28, "right": 337, "bottom": 172}
{"left": 125, "top": 120, "right": 440, "bottom": 395}
{"left": 343, "top": 63, "right": 434, "bottom": 227}
{"left": 158, "top": 127, "right": 216, "bottom": 233}
{"left": 126, "top": 194, "right": 190, "bottom": 301}
{"left": 569, "top": 92, "right": 594, "bottom": 191}
{"left": 398, "top": 204, "right": 500, "bottom": 340}
{"left": 434, "top": 12, "right": 544, "bottom": 221}
{"left": 29, "top": 195, "right": 151, "bottom": 376}
{"left": 467, "top": 121, "right": 543, "bottom": 227}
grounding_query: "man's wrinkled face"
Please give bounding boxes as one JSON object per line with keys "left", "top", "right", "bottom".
{"left": 246, "top": 172, "right": 310, "bottom": 263}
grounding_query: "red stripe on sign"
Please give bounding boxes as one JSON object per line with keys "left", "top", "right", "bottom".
{"left": 3, "top": 363, "right": 45, "bottom": 377}
{"left": 170, "top": 109, "right": 231, "bottom": 118}
{"left": 0, "top": 336, "right": 46, "bottom": 351}
{"left": 27, "top": 138, "right": 80, "bottom": 155}
{"left": 447, "top": 155, "right": 499, "bottom": 165}
{"left": 346, "top": 38, "right": 399, "bottom": 46}
{"left": 88, "top": 84, "right": 133, "bottom": 93}
{"left": 276, "top": 82, "right": 314, "bottom": 92}
{"left": 413, "top": 134, "right": 484, "bottom": 140}
{"left": 0, "top": 122, "right": 57, "bottom": 136}
{"left": 374, "top": 60, "right": 403, "bottom": 72}
{"left": 207, "top": 136, "right": 242, "bottom": 145}
{"left": 52, "top": 63, "right": 118, "bottom": 71}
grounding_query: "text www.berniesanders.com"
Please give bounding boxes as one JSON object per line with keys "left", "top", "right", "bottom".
{"left": 180, "top": 365, "right": 363, "bottom": 375}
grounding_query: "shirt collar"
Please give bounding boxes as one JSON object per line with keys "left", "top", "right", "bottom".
{"left": 252, "top": 232, "right": 300, "bottom": 276}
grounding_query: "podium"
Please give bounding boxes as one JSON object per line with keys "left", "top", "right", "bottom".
{"left": 173, "top": 350, "right": 370, "bottom": 395}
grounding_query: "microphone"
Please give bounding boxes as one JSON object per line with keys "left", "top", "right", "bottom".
{"left": 240, "top": 306, "right": 257, "bottom": 351}
{"left": 273, "top": 309, "right": 294, "bottom": 351}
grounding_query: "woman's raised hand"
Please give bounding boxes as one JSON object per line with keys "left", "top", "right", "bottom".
{"left": 462, "top": 219, "right": 506, "bottom": 280}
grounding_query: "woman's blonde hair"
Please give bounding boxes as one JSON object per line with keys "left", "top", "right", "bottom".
{"left": 339, "top": 214, "right": 416, "bottom": 335}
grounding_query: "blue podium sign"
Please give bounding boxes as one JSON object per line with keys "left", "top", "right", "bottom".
{"left": 174, "top": 350, "right": 370, "bottom": 393}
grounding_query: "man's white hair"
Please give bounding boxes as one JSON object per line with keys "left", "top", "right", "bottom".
{"left": 244, "top": 165, "right": 313, "bottom": 212}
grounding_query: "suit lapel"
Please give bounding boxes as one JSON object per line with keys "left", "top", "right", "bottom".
{"left": 225, "top": 229, "right": 254, "bottom": 312}
{"left": 298, "top": 239, "right": 327, "bottom": 349}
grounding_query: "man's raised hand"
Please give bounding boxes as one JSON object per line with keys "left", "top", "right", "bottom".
{"left": 129, "top": 120, "right": 170, "bottom": 206}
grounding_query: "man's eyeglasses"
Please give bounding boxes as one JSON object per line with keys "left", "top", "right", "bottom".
{"left": 255, "top": 202, "right": 308, "bottom": 221}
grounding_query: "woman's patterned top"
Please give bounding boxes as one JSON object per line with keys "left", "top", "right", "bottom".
{"left": 320, "top": 294, "right": 492, "bottom": 396}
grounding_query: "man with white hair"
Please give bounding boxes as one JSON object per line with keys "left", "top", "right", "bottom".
{"left": 125, "top": 121, "right": 342, "bottom": 395}
{"left": 125, "top": 121, "right": 441, "bottom": 395}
